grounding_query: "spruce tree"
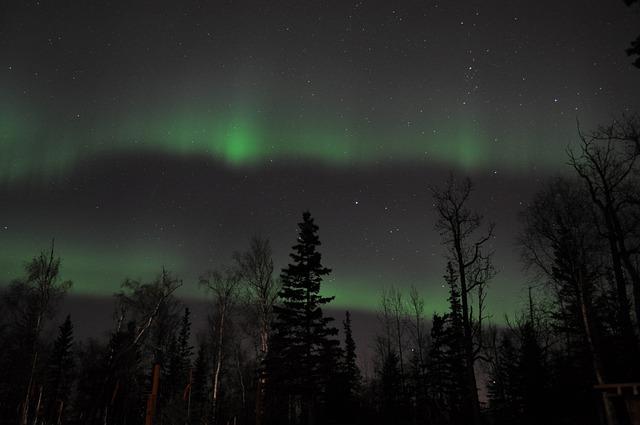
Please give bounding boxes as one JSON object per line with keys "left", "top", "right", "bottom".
{"left": 380, "top": 349, "right": 402, "bottom": 423}
{"left": 269, "top": 211, "right": 338, "bottom": 424}
{"left": 343, "top": 311, "right": 361, "bottom": 400}
{"left": 487, "top": 333, "right": 519, "bottom": 425}
{"left": 427, "top": 313, "right": 450, "bottom": 423}
{"left": 443, "top": 263, "right": 468, "bottom": 425}
{"left": 519, "top": 321, "right": 548, "bottom": 425}
{"left": 167, "top": 308, "right": 194, "bottom": 397}
{"left": 43, "top": 315, "right": 75, "bottom": 425}
{"left": 426, "top": 263, "right": 468, "bottom": 425}
{"left": 317, "top": 336, "right": 345, "bottom": 424}
{"left": 162, "top": 308, "right": 194, "bottom": 423}
{"left": 190, "top": 342, "right": 210, "bottom": 425}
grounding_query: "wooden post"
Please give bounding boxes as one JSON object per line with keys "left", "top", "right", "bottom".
{"left": 145, "top": 364, "right": 161, "bottom": 425}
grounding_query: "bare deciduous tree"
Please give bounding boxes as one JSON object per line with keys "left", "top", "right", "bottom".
{"left": 19, "top": 241, "right": 72, "bottom": 425}
{"left": 432, "top": 175, "right": 494, "bottom": 425}
{"left": 407, "top": 285, "right": 427, "bottom": 390}
{"left": 200, "top": 267, "right": 241, "bottom": 425}
{"left": 233, "top": 236, "right": 279, "bottom": 425}
{"left": 519, "top": 178, "right": 615, "bottom": 424}
{"left": 568, "top": 115, "right": 640, "bottom": 338}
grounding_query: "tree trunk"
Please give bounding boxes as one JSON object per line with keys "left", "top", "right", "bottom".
{"left": 577, "top": 279, "right": 615, "bottom": 425}
{"left": 145, "top": 364, "right": 161, "bottom": 425}
{"left": 394, "top": 313, "right": 406, "bottom": 394}
{"left": 455, "top": 241, "right": 482, "bottom": 425}
{"left": 211, "top": 305, "right": 226, "bottom": 425}
{"left": 606, "top": 228, "right": 636, "bottom": 344}
{"left": 255, "top": 315, "right": 269, "bottom": 425}
{"left": 235, "top": 349, "right": 246, "bottom": 411}
{"left": 619, "top": 243, "right": 640, "bottom": 337}
{"left": 22, "top": 345, "right": 40, "bottom": 425}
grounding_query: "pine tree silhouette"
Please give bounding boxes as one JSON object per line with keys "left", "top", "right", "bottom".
{"left": 43, "top": 315, "right": 75, "bottom": 425}
{"left": 268, "top": 211, "right": 338, "bottom": 425}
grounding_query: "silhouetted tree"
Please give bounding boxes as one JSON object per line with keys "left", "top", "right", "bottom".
{"left": 407, "top": 286, "right": 429, "bottom": 423}
{"left": 432, "top": 176, "right": 494, "bottom": 425}
{"left": 519, "top": 177, "right": 630, "bottom": 424}
{"left": 316, "top": 334, "right": 345, "bottom": 425}
{"left": 423, "top": 265, "right": 469, "bottom": 425}
{"left": 443, "top": 262, "right": 470, "bottom": 425}
{"left": 71, "top": 338, "right": 106, "bottom": 424}
{"left": 373, "top": 287, "right": 411, "bottom": 424}
{"left": 625, "top": 0, "right": 640, "bottom": 67}
{"left": 322, "top": 311, "right": 361, "bottom": 423}
{"left": 486, "top": 331, "right": 519, "bottom": 425}
{"left": 0, "top": 242, "right": 72, "bottom": 425}
{"left": 267, "top": 211, "right": 338, "bottom": 425}
{"left": 379, "top": 349, "right": 402, "bottom": 424}
{"left": 518, "top": 319, "right": 547, "bottom": 425}
{"left": 343, "top": 311, "right": 361, "bottom": 403}
{"left": 190, "top": 341, "right": 211, "bottom": 425}
{"left": 569, "top": 116, "right": 640, "bottom": 341}
{"left": 42, "top": 315, "right": 75, "bottom": 425}
{"left": 94, "top": 269, "right": 182, "bottom": 425}
{"left": 103, "top": 319, "right": 145, "bottom": 425}
{"left": 200, "top": 267, "right": 241, "bottom": 425}
{"left": 427, "top": 313, "right": 451, "bottom": 423}
{"left": 233, "top": 236, "right": 279, "bottom": 425}
{"left": 162, "top": 307, "right": 194, "bottom": 423}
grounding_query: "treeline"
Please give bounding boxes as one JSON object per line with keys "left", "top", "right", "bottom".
{"left": 1, "top": 115, "right": 640, "bottom": 425}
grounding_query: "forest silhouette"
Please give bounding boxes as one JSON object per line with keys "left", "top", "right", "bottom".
{"left": 2, "top": 114, "right": 640, "bottom": 425}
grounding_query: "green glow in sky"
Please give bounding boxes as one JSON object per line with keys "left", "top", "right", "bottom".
{"left": 0, "top": 98, "right": 562, "bottom": 184}
{"left": 0, "top": 238, "right": 187, "bottom": 297}
{"left": 320, "top": 276, "right": 452, "bottom": 314}
{"left": 0, "top": 230, "right": 467, "bottom": 315}
{"left": 0, "top": 230, "right": 522, "bottom": 319}
{"left": 0, "top": 238, "right": 444, "bottom": 314}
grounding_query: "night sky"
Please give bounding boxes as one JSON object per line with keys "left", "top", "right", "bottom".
{"left": 1, "top": 0, "right": 639, "bottom": 322}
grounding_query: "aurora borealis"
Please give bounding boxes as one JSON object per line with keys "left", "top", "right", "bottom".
{"left": 2, "top": 0, "right": 640, "bottom": 324}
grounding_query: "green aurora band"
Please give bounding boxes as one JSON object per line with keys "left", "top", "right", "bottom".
{"left": 0, "top": 235, "right": 520, "bottom": 318}
{"left": 0, "top": 98, "right": 563, "bottom": 184}
{"left": 0, "top": 97, "right": 554, "bottom": 317}
{"left": 0, "top": 238, "right": 187, "bottom": 296}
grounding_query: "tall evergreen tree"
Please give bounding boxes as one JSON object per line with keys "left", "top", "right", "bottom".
{"left": 487, "top": 332, "right": 519, "bottom": 425}
{"left": 43, "top": 315, "right": 75, "bottom": 425}
{"left": 268, "top": 211, "right": 338, "bottom": 425}
{"left": 424, "top": 264, "right": 468, "bottom": 425}
{"left": 518, "top": 321, "right": 548, "bottom": 425}
{"left": 317, "top": 335, "right": 345, "bottom": 425}
{"left": 190, "top": 341, "right": 210, "bottom": 425}
{"left": 70, "top": 338, "right": 106, "bottom": 424}
{"left": 343, "top": 311, "right": 361, "bottom": 402}
{"left": 162, "top": 307, "right": 194, "bottom": 423}
{"left": 379, "top": 349, "right": 402, "bottom": 424}
{"left": 443, "top": 263, "right": 469, "bottom": 425}
{"left": 104, "top": 320, "right": 145, "bottom": 425}
{"left": 325, "top": 311, "right": 361, "bottom": 424}
{"left": 177, "top": 308, "right": 194, "bottom": 373}
{"left": 426, "top": 313, "right": 448, "bottom": 410}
